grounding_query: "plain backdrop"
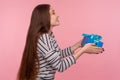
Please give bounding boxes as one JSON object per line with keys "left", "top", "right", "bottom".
{"left": 0, "top": 0, "right": 120, "bottom": 80}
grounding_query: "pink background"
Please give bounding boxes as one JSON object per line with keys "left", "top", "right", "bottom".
{"left": 0, "top": 0, "right": 120, "bottom": 80}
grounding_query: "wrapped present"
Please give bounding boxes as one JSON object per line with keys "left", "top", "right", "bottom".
{"left": 81, "top": 33, "right": 103, "bottom": 47}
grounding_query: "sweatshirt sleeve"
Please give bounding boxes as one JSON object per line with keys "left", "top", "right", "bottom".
{"left": 37, "top": 34, "right": 76, "bottom": 72}
{"left": 60, "top": 47, "right": 73, "bottom": 58}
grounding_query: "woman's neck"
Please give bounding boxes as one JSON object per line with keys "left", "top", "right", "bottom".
{"left": 48, "top": 26, "right": 53, "bottom": 34}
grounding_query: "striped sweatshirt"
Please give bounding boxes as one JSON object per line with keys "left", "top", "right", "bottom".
{"left": 35, "top": 32, "right": 76, "bottom": 80}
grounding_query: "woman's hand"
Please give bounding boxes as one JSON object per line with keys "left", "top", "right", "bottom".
{"left": 81, "top": 43, "right": 104, "bottom": 54}
{"left": 73, "top": 43, "right": 104, "bottom": 60}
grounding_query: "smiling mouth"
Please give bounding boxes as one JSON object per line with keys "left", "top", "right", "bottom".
{"left": 56, "top": 16, "right": 59, "bottom": 21}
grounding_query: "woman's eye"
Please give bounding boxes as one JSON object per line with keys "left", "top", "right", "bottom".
{"left": 53, "top": 12, "right": 55, "bottom": 15}
{"left": 52, "top": 10, "right": 55, "bottom": 15}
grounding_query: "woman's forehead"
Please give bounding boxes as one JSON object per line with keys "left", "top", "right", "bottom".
{"left": 50, "top": 7, "right": 55, "bottom": 11}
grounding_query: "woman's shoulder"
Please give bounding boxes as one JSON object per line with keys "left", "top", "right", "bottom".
{"left": 38, "top": 33, "right": 51, "bottom": 41}
{"left": 40, "top": 33, "right": 50, "bottom": 38}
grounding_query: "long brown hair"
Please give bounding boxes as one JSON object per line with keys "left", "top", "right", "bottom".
{"left": 17, "top": 4, "right": 50, "bottom": 80}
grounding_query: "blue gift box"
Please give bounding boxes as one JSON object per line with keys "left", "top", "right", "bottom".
{"left": 81, "top": 34, "right": 103, "bottom": 47}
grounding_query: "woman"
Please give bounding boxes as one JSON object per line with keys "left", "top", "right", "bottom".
{"left": 17, "top": 4, "right": 104, "bottom": 80}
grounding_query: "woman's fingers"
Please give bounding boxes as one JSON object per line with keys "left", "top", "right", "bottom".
{"left": 94, "top": 47, "right": 104, "bottom": 53}
{"left": 82, "top": 43, "right": 105, "bottom": 54}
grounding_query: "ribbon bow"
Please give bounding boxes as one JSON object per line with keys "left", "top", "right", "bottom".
{"left": 82, "top": 33, "right": 102, "bottom": 43}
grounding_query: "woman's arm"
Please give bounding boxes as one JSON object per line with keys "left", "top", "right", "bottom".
{"left": 60, "top": 47, "right": 73, "bottom": 58}
{"left": 73, "top": 43, "right": 104, "bottom": 60}
{"left": 37, "top": 34, "right": 104, "bottom": 72}
{"left": 37, "top": 34, "right": 76, "bottom": 72}
{"left": 71, "top": 40, "right": 82, "bottom": 52}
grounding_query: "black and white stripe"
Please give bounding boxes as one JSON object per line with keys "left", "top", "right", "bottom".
{"left": 35, "top": 32, "right": 76, "bottom": 80}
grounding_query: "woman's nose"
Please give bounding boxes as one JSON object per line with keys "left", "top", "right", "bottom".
{"left": 57, "top": 16, "right": 59, "bottom": 18}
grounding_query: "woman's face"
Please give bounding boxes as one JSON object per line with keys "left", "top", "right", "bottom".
{"left": 49, "top": 7, "right": 60, "bottom": 27}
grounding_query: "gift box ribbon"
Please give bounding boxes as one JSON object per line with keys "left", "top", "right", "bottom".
{"left": 82, "top": 33, "right": 102, "bottom": 43}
